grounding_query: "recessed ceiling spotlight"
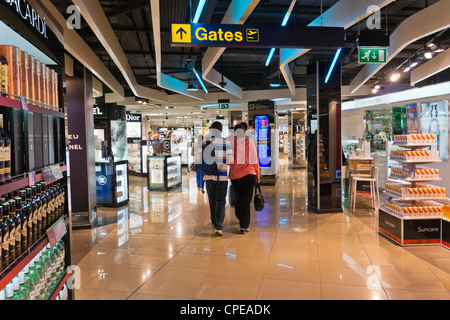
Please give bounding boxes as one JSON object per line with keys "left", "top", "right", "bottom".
{"left": 410, "top": 62, "right": 418, "bottom": 68}
{"left": 390, "top": 72, "right": 401, "bottom": 82}
{"left": 424, "top": 51, "right": 433, "bottom": 59}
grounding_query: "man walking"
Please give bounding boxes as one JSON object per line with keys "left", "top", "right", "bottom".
{"left": 198, "top": 121, "right": 233, "bottom": 236}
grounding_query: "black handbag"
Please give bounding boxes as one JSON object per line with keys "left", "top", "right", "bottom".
{"left": 254, "top": 183, "right": 265, "bottom": 212}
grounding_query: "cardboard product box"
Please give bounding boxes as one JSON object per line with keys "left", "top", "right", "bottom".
{"left": 24, "top": 111, "right": 35, "bottom": 171}
{"left": 20, "top": 51, "right": 29, "bottom": 100}
{"left": 0, "top": 45, "right": 21, "bottom": 98}
{"left": 28, "top": 56, "right": 36, "bottom": 102}
{"left": 35, "top": 60, "right": 42, "bottom": 103}
{"left": 6, "top": 108, "right": 24, "bottom": 176}
{"left": 42, "top": 114, "right": 49, "bottom": 166}
{"left": 54, "top": 117, "right": 65, "bottom": 164}
{"left": 48, "top": 115, "right": 55, "bottom": 165}
{"left": 40, "top": 63, "right": 46, "bottom": 105}
{"left": 46, "top": 66, "right": 51, "bottom": 106}
{"left": 33, "top": 113, "right": 43, "bottom": 170}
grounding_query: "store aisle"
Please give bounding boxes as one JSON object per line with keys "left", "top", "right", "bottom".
{"left": 70, "top": 157, "right": 450, "bottom": 300}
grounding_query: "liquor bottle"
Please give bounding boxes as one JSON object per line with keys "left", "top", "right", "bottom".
{"left": 12, "top": 277, "right": 25, "bottom": 300}
{"left": 0, "top": 205, "right": 8, "bottom": 269}
{"left": 57, "top": 184, "right": 62, "bottom": 219}
{"left": 61, "top": 182, "right": 66, "bottom": 217}
{"left": 0, "top": 288, "right": 4, "bottom": 300}
{"left": 40, "top": 247, "right": 51, "bottom": 293}
{"left": 0, "top": 114, "right": 11, "bottom": 183}
{"left": 40, "top": 182, "right": 48, "bottom": 232}
{"left": 9, "top": 199, "right": 21, "bottom": 258}
{"left": 22, "top": 266, "right": 35, "bottom": 300}
{"left": 28, "top": 55, "right": 36, "bottom": 102}
{"left": 33, "top": 254, "right": 45, "bottom": 300}
{"left": 20, "top": 51, "right": 30, "bottom": 100}
{"left": 32, "top": 185, "right": 41, "bottom": 240}
{"left": 5, "top": 283, "right": 14, "bottom": 300}
{"left": 16, "top": 196, "right": 28, "bottom": 252}
{"left": 18, "top": 272, "right": 30, "bottom": 300}
{"left": 0, "top": 52, "right": 8, "bottom": 96}
{"left": 0, "top": 46, "right": 21, "bottom": 98}
{"left": 35, "top": 59, "right": 42, "bottom": 103}
{"left": 4, "top": 202, "right": 15, "bottom": 263}
{"left": 49, "top": 184, "right": 56, "bottom": 225}
{"left": 27, "top": 259, "right": 40, "bottom": 300}
{"left": 23, "top": 188, "right": 33, "bottom": 247}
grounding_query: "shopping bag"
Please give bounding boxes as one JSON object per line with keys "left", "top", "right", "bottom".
{"left": 254, "top": 183, "right": 265, "bottom": 212}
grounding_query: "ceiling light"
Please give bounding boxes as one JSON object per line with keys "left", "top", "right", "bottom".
{"left": 325, "top": 48, "right": 342, "bottom": 83}
{"left": 187, "top": 84, "right": 198, "bottom": 91}
{"left": 434, "top": 47, "right": 445, "bottom": 53}
{"left": 270, "top": 83, "right": 281, "bottom": 88}
{"left": 374, "top": 84, "right": 381, "bottom": 90}
{"left": 424, "top": 51, "right": 433, "bottom": 59}
{"left": 403, "top": 66, "right": 411, "bottom": 73}
{"left": 372, "top": 88, "right": 378, "bottom": 94}
{"left": 390, "top": 72, "right": 400, "bottom": 82}
{"left": 410, "top": 62, "right": 418, "bottom": 68}
{"left": 427, "top": 43, "right": 437, "bottom": 51}
{"left": 192, "top": 0, "right": 207, "bottom": 23}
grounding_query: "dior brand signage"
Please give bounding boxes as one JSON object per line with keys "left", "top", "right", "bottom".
{"left": 2, "top": 0, "right": 48, "bottom": 38}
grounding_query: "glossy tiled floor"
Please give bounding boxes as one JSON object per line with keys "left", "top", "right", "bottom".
{"left": 71, "top": 156, "right": 450, "bottom": 300}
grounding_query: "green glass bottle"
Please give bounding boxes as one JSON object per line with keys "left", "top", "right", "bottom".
{"left": 23, "top": 265, "right": 35, "bottom": 300}
{"left": 18, "top": 272, "right": 30, "bottom": 300}
{"left": 27, "top": 259, "right": 40, "bottom": 300}
{"left": 0, "top": 288, "right": 5, "bottom": 300}
{"left": 34, "top": 255, "right": 46, "bottom": 300}
{"left": 0, "top": 205, "right": 9, "bottom": 269}
{"left": 13, "top": 278, "right": 25, "bottom": 300}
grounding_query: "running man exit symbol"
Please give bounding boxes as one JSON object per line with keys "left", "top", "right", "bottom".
{"left": 358, "top": 48, "right": 387, "bottom": 64}
{"left": 246, "top": 29, "right": 259, "bottom": 42}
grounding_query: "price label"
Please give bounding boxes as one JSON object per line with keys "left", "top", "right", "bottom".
{"left": 47, "top": 217, "right": 66, "bottom": 247}
{"left": 51, "top": 165, "right": 63, "bottom": 180}
{"left": 21, "top": 97, "right": 28, "bottom": 111}
{"left": 42, "top": 166, "right": 54, "bottom": 183}
{"left": 28, "top": 171, "right": 36, "bottom": 186}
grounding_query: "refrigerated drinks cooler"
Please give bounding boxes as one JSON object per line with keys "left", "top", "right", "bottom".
{"left": 95, "top": 160, "right": 129, "bottom": 207}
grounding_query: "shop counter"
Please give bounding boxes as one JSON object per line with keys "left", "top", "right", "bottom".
{"left": 95, "top": 160, "right": 129, "bottom": 207}
{"left": 147, "top": 155, "right": 182, "bottom": 191}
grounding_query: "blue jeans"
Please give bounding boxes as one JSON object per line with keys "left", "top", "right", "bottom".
{"left": 206, "top": 180, "right": 228, "bottom": 231}
{"left": 196, "top": 169, "right": 205, "bottom": 189}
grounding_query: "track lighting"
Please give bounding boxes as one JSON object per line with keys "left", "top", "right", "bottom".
{"left": 424, "top": 51, "right": 433, "bottom": 59}
{"left": 390, "top": 72, "right": 400, "bottom": 82}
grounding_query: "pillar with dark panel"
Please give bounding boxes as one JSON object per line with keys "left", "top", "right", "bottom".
{"left": 66, "top": 60, "right": 98, "bottom": 228}
{"left": 307, "top": 59, "right": 343, "bottom": 214}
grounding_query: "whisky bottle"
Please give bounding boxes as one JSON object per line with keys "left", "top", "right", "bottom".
{"left": 3, "top": 202, "right": 15, "bottom": 263}
{"left": 24, "top": 188, "right": 33, "bottom": 247}
{"left": 0, "top": 114, "right": 11, "bottom": 183}
{"left": 9, "top": 199, "right": 21, "bottom": 258}
{"left": 49, "top": 184, "right": 55, "bottom": 225}
{"left": 32, "top": 185, "right": 41, "bottom": 240}
{"left": 0, "top": 205, "right": 8, "bottom": 269}
{"left": 40, "top": 182, "right": 48, "bottom": 232}
{"left": 0, "top": 53, "right": 8, "bottom": 96}
{"left": 16, "top": 196, "right": 28, "bottom": 253}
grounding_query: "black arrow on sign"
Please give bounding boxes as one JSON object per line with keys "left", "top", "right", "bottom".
{"left": 176, "top": 27, "right": 187, "bottom": 40}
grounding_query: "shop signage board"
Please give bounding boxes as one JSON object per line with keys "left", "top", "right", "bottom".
{"left": 171, "top": 23, "right": 345, "bottom": 49}
{"left": 358, "top": 48, "right": 387, "bottom": 64}
{"left": 248, "top": 101, "right": 275, "bottom": 112}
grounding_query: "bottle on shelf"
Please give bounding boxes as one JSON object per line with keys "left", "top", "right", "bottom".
{"left": 22, "top": 265, "right": 35, "bottom": 300}
{"left": 27, "top": 259, "right": 40, "bottom": 300}
{"left": 33, "top": 184, "right": 41, "bottom": 240}
{"left": 0, "top": 114, "right": 11, "bottom": 183}
{"left": 0, "top": 288, "right": 4, "bottom": 300}
{"left": 5, "top": 283, "right": 14, "bottom": 301}
{"left": 23, "top": 189, "right": 33, "bottom": 248}
{"left": 15, "top": 196, "right": 28, "bottom": 253}
{"left": 40, "top": 182, "right": 48, "bottom": 232}
{"left": 0, "top": 52, "right": 8, "bottom": 96}
{"left": 18, "top": 271, "right": 30, "bottom": 300}
{"left": 9, "top": 198, "right": 21, "bottom": 258}
{"left": 4, "top": 202, "right": 15, "bottom": 263}
{"left": 0, "top": 205, "right": 7, "bottom": 270}
{"left": 12, "top": 277, "right": 26, "bottom": 300}
{"left": 33, "top": 254, "right": 45, "bottom": 300}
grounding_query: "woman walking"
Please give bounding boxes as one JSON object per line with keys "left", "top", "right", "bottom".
{"left": 192, "top": 135, "right": 205, "bottom": 193}
{"left": 229, "top": 123, "right": 260, "bottom": 234}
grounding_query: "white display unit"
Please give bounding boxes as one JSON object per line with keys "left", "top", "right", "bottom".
{"left": 379, "top": 134, "right": 448, "bottom": 246}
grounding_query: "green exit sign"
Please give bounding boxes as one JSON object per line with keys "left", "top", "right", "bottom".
{"left": 219, "top": 103, "right": 230, "bottom": 110}
{"left": 358, "top": 48, "right": 387, "bottom": 64}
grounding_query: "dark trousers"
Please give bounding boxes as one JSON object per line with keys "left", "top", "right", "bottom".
{"left": 232, "top": 175, "right": 257, "bottom": 229}
{"left": 206, "top": 180, "right": 228, "bottom": 231}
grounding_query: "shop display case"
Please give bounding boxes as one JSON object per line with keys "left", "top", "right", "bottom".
{"left": 379, "top": 134, "right": 448, "bottom": 246}
{"left": 127, "top": 139, "right": 143, "bottom": 175}
{"left": 95, "top": 160, "right": 129, "bottom": 207}
{"left": 0, "top": 1, "right": 72, "bottom": 300}
{"left": 147, "top": 155, "right": 182, "bottom": 191}
{"left": 294, "top": 133, "right": 306, "bottom": 168}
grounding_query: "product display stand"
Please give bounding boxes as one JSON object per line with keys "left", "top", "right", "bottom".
{"left": 379, "top": 134, "right": 448, "bottom": 247}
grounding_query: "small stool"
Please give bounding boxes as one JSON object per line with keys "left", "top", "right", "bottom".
{"left": 350, "top": 166, "right": 380, "bottom": 212}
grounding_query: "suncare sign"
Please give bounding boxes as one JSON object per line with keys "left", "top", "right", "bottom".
{"left": 171, "top": 23, "right": 345, "bottom": 49}
{"left": 2, "top": 0, "right": 48, "bottom": 38}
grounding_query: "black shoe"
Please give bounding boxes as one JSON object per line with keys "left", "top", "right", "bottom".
{"left": 240, "top": 228, "right": 246, "bottom": 234}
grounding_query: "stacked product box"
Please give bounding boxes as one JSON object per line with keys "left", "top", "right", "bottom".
{"left": 384, "top": 198, "right": 444, "bottom": 218}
